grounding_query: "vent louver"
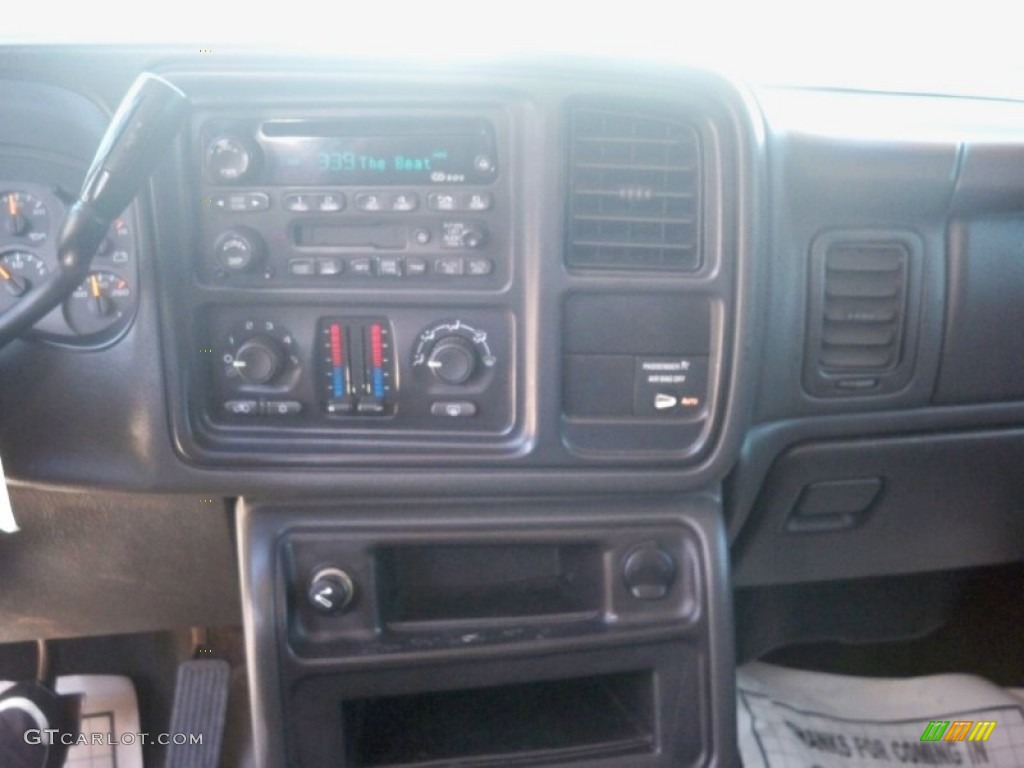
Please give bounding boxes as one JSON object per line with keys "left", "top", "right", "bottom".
{"left": 817, "top": 243, "right": 908, "bottom": 371}
{"left": 567, "top": 108, "right": 701, "bottom": 272}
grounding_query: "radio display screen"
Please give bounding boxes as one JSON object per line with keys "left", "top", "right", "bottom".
{"left": 260, "top": 119, "right": 498, "bottom": 186}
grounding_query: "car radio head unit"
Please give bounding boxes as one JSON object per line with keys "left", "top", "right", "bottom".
{"left": 192, "top": 112, "right": 508, "bottom": 288}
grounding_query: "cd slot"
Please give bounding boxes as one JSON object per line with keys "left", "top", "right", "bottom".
{"left": 295, "top": 221, "right": 407, "bottom": 250}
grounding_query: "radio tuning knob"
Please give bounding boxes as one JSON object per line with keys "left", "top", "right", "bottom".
{"left": 205, "top": 136, "right": 256, "bottom": 184}
{"left": 460, "top": 223, "right": 487, "bottom": 249}
{"left": 427, "top": 335, "right": 478, "bottom": 385}
{"left": 214, "top": 227, "right": 264, "bottom": 273}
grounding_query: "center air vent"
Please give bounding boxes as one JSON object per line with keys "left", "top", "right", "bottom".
{"left": 567, "top": 108, "right": 701, "bottom": 272}
{"left": 804, "top": 232, "right": 923, "bottom": 398}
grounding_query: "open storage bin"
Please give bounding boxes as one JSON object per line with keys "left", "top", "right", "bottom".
{"left": 342, "top": 670, "right": 656, "bottom": 767}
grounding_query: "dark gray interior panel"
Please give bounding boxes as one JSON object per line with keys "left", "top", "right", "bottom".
{"left": 0, "top": 488, "right": 240, "bottom": 642}
{"left": 732, "top": 430, "right": 1024, "bottom": 586}
{"left": 935, "top": 216, "right": 1024, "bottom": 404}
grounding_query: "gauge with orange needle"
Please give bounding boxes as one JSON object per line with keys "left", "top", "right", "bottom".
{"left": 64, "top": 271, "right": 134, "bottom": 336}
{"left": 0, "top": 250, "right": 49, "bottom": 311}
{"left": 0, "top": 191, "right": 50, "bottom": 244}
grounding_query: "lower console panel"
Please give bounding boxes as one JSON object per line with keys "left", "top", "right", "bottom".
{"left": 237, "top": 495, "right": 737, "bottom": 767}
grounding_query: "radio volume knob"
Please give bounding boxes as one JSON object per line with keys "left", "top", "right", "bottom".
{"left": 205, "top": 136, "right": 256, "bottom": 183}
{"left": 427, "top": 336, "right": 478, "bottom": 385}
{"left": 214, "top": 228, "right": 264, "bottom": 273}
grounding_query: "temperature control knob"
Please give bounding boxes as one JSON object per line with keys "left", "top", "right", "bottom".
{"left": 214, "top": 228, "right": 263, "bottom": 273}
{"left": 233, "top": 335, "right": 285, "bottom": 385}
{"left": 427, "top": 335, "right": 478, "bottom": 385}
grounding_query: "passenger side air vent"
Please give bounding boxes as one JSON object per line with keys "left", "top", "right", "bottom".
{"left": 805, "top": 232, "right": 923, "bottom": 398}
{"left": 819, "top": 243, "right": 907, "bottom": 370}
{"left": 567, "top": 108, "right": 701, "bottom": 272}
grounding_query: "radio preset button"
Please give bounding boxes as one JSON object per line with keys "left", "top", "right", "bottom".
{"left": 349, "top": 257, "right": 374, "bottom": 275}
{"left": 288, "top": 258, "right": 316, "bottom": 276}
{"left": 317, "top": 257, "right": 343, "bottom": 276}
{"left": 354, "top": 192, "right": 387, "bottom": 212}
{"left": 434, "top": 256, "right": 465, "bottom": 276}
{"left": 406, "top": 257, "right": 428, "bottom": 276}
{"left": 316, "top": 192, "right": 345, "bottom": 212}
{"left": 390, "top": 192, "right": 419, "bottom": 212}
{"left": 427, "top": 192, "right": 458, "bottom": 212}
{"left": 283, "top": 193, "right": 314, "bottom": 212}
{"left": 466, "top": 257, "right": 494, "bottom": 276}
{"left": 377, "top": 257, "right": 403, "bottom": 277}
{"left": 464, "top": 191, "right": 493, "bottom": 211}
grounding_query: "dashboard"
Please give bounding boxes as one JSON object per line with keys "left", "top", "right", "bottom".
{"left": 3, "top": 46, "right": 1024, "bottom": 768}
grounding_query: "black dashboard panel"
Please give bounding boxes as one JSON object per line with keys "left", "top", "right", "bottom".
{"left": 2, "top": 48, "right": 1024, "bottom": 633}
{"left": 146, "top": 65, "right": 760, "bottom": 472}
{"left": 4, "top": 45, "right": 1024, "bottom": 768}
{"left": 0, "top": 52, "right": 764, "bottom": 496}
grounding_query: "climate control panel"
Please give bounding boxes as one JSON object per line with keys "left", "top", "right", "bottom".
{"left": 204, "top": 307, "right": 513, "bottom": 435}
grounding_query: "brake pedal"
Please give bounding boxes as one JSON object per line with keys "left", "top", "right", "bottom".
{"left": 165, "top": 659, "right": 231, "bottom": 768}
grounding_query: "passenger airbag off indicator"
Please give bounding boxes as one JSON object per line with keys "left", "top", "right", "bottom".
{"left": 633, "top": 356, "right": 709, "bottom": 417}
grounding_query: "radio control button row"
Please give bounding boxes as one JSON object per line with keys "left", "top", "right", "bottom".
{"left": 214, "top": 192, "right": 270, "bottom": 212}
